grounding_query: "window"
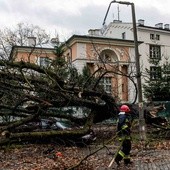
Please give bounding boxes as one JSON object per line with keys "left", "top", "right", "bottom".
{"left": 122, "top": 84, "right": 124, "bottom": 92}
{"left": 155, "top": 34, "right": 160, "bottom": 40}
{"left": 150, "top": 34, "right": 160, "bottom": 40}
{"left": 149, "top": 45, "right": 161, "bottom": 59}
{"left": 150, "top": 66, "right": 161, "bottom": 80}
{"left": 150, "top": 34, "right": 154, "bottom": 40}
{"left": 104, "top": 54, "right": 111, "bottom": 62}
{"left": 100, "top": 54, "right": 112, "bottom": 63}
{"left": 100, "top": 49, "right": 118, "bottom": 63}
{"left": 39, "top": 57, "right": 51, "bottom": 67}
{"left": 100, "top": 77, "right": 112, "bottom": 94}
{"left": 122, "top": 32, "right": 126, "bottom": 39}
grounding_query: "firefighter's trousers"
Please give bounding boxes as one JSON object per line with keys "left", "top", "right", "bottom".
{"left": 115, "top": 137, "right": 131, "bottom": 164}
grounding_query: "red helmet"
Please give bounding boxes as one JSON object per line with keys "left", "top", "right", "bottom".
{"left": 120, "top": 105, "right": 130, "bottom": 113}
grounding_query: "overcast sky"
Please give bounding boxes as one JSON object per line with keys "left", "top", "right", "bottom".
{"left": 1, "top": 0, "right": 170, "bottom": 41}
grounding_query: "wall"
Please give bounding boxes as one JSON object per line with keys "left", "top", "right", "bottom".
{"left": 13, "top": 47, "right": 56, "bottom": 64}
{"left": 103, "top": 21, "right": 170, "bottom": 102}
{"left": 64, "top": 36, "right": 136, "bottom": 103}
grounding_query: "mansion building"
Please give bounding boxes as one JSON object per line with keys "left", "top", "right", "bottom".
{"left": 10, "top": 19, "right": 170, "bottom": 103}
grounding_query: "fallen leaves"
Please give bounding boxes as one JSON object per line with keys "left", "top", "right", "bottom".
{"left": 0, "top": 144, "right": 105, "bottom": 170}
{"left": 0, "top": 139, "right": 170, "bottom": 169}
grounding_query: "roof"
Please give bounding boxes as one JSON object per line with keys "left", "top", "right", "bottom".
{"left": 63, "top": 34, "right": 143, "bottom": 47}
{"left": 108, "top": 21, "right": 170, "bottom": 33}
{"left": 138, "top": 24, "right": 170, "bottom": 33}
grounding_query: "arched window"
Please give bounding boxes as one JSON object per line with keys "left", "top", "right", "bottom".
{"left": 99, "top": 49, "right": 118, "bottom": 63}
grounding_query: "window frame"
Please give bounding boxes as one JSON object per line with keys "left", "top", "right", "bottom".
{"left": 122, "top": 32, "right": 126, "bottom": 39}
{"left": 155, "top": 34, "right": 160, "bottom": 40}
{"left": 100, "top": 77, "right": 112, "bottom": 94}
{"left": 150, "top": 34, "right": 160, "bottom": 40}
{"left": 150, "top": 34, "right": 154, "bottom": 40}
{"left": 39, "top": 57, "right": 51, "bottom": 67}
{"left": 149, "top": 45, "right": 161, "bottom": 59}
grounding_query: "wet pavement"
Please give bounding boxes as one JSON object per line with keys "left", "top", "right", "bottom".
{"left": 86, "top": 143, "right": 170, "bottom": 170}
{"left": 134, "top": 149, "right": 170, "bottom": 170}
{"left": 108, "top": 149, "right": 170, "bottom": 170}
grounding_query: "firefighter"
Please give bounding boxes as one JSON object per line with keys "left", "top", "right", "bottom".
{"left": 114, "top": 104, "right": 133, "bottom": 166}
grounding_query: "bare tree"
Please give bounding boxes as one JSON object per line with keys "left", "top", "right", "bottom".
{"left": 0, "top": 23, "right": 50, "bottom": 59}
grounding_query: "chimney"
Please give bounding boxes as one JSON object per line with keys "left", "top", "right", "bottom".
{"left": 155, "top": 23, "right": 163, "bottom": 29}
{"left": 164, "top": 24, "right": 169, "bottom": 30}
{"left": 51, "top": 37, "right": 59, "bottom": 46}
{"left": 113, "top": 20, "right": 122, "bottom": 23}
{"left": 27, "top": 37, "right": 36, "bottom": 46}
{"left": 88, "top": 29, "right": 101, "bottom": 36}
{"left": 138, "top": 19, "right": 145, "bottom": 26}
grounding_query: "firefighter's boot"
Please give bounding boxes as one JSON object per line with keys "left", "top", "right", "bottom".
{"left": 124, "top": 157, "right": 133, "bottom": 166}
{"left": 114, "top": 154, "right": 123, "bottom": 166}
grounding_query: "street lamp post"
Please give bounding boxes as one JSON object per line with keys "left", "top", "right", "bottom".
{"left": 130, "top": 2, "right": 146, "bottom": 140}
{"left": 103, "top": 1, "right": 146, "bottom": 140}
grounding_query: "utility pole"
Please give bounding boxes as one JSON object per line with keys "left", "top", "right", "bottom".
{"left": 102, "top": 1, "right": 146, "bottom": 140}
{"left": 131, "top": 2, "right": 146, "bottom": 140}
{"left": 117, "top": 5, "right": 120, "bottom": 21}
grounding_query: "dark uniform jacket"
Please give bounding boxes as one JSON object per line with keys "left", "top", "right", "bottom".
{"left": 117, "top": 112, "right": 131, "bottom": 137}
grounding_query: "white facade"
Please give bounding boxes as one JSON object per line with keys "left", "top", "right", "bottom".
{"left": 99, "top": 20, "right": 170, "bottom": 101}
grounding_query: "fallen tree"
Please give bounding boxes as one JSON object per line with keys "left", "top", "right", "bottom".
{"left": 0, "top": 58, "right": 122, "bottom": 145}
